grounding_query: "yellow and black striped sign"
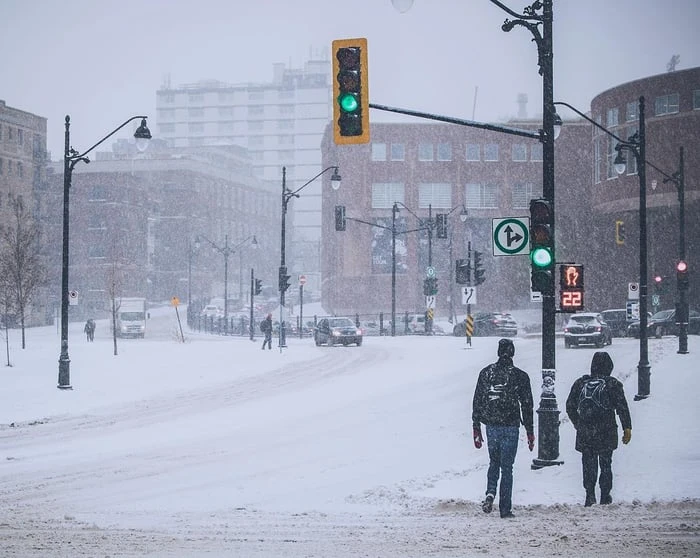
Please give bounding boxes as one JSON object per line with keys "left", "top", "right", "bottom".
{"left": 465, "top": 314, "right": 474, "bottom": 337}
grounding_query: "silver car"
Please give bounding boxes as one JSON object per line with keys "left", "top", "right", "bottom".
{"left": 564, "top": 313, "right": 613, "bottom": 348}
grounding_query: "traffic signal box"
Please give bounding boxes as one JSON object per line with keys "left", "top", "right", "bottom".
{"left": 279, "top": 266, "right": 291, "bottom": 292}
{"left": 335, "top": 205, "right": 346, "bottom": 231}
{"left": 559, "top": 264, "right": 584, "bottom": 312}
{"left": 254, "top": 279, "right": 263, "bottom": 296}
{"left": 456, "top": 259, "right": 471, "bottom": 285}
{"left": 423, "top": 277, "right": 438, "bottom": 296}
{"left": 615, "top": 220, "right": 625, "bottom": 245}
{"left": 436, "top": 214, "right": 447, "bottom": 239}
{"left": 529, "top": 198, "right": 554, "bottom": 294}
{"left": 332, "top": 38, "right": 370, "bottom": 145}
{"left": 677, "top": 260, "right": 689, "bottom": 290}
{"left": 473, "top": 251, "right": 486, "bottom": 285}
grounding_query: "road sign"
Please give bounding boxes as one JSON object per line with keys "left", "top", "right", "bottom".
{"left": 299, "top": 274, "right": 307, "bottom": 285}
{"left": 652, "top": 294, "right": 660, "bottom": 307}
{"left": 492, "top": 217, "right": 529, "bottom": 256}
{"left": 461, "top": 286, "right": 477, "bottom": 305}
{"left": 626, "top": 301, "right": 640, "bottom": 320}
{"left": 171, "top": 296, "right": 180, "bottom": 307}
{"left": 426, "top": 266, "right": 435, "bottom": 278}
{"left": 628, "top": 282, "right": 639, "bottom": 300}
{"left": 425, "top": 295, "right": 435, "bottom": 309}
{"left": 531, "top": 291, "right": 543, "bottom": 302}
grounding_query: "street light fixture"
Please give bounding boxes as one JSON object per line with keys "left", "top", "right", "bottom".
{"left": 554, "top": 97, "right": 652, "bottom": 399}
{"left": 58, "top": 115, "right": 151, "bottom": 390}
{"left": 195, "top": 234, "right": 257, "bottom": 334}
{"left": 280, "top": 165, "right": 341, "bottom": 348}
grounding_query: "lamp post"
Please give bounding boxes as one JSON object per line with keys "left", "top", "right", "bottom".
{"left": 662, "top": 147, "right": 688, "bottom": 354}
{"left": 555, "top": 97, "right": 652, "bottom": 399}
{"left": 196, "top": 234, "right": 257, "bottom": 334}
{"left": 58, "top": 115, "right": 151, "bottom": 390}
{"left": 280, "top": 165, "right": 341, "bottom": 348}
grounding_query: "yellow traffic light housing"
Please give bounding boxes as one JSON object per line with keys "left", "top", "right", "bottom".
{"left": 615, "top": 220, "right": 625, "bottom": 245}
{"left": 332, "top": 38, "right": 370, "bottom": 145}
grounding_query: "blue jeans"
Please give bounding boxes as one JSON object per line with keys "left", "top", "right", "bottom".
{"left": 485, "top": 425, "right": 520, "bottom": 515}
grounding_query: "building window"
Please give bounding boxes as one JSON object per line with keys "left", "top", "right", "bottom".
{"left": 484, "top": 144, "right": 499, "bottom": 162}
{"left": 217, "top": 122, "right": 234, "bottom": 133}
{"left": 278, "top": 135, "right": 294, "bottom": 145}
{"left": 188, "top": 108, "right": 204, "bottom": 118}
{"left": 466, "top": 183, "right": 497, "bottom": 208}
{"left": 188, "top": 122, "right": 204, "bottom": 133}
{"left": 163, "top": 94, "right": 175, "bottom": 103}
{"left": 593, "top": 138, "right": 601, "bottom": 184}
{"left": 371, "top": 142, "right": 387, "bottom": 161}
{"left": 371, "top": 183, "right": 405, "bottom": 208}
{"left": 88, "top": 245, "right": 106, "bottom": 259}
{"left": 655, "top": 93, "right": 679, "bottom": 116}
{"left": 512, "top": 182, "right": 536, "bottom": 209}
{"left": 0, "top": 158, "right": 3, "bottom": 174}
{"left": 531, "top": 144, "right": 543, "bottom": 162}
{"left": 418, "top": 143, "right": 433, "bottom": 161}
{"left": 390, "top": 143, "right": 405, "bottom": 161}
{"left": 248, "top": 121, "right": 263, "bottom": 131}
{"left": 218, "top": 107, "right": 234, "bottom": 118}
{"left": 626, "top": 102, "right": 638, "bottom": 122}
{"left": 248, "top": 90, "right": 264, "bottom": 101}
{"left": 279, "top": 105, "right": 295, "bottom": 115}
{"left": 188, "top": 94, "right": 204, "bottom": 104}
{"left": 466, "top": 144, "right": 480, "bottom": 161}
{"left": 277, "top": 120, "right": 294, "bottom": 130}
{"left": 17, "top": 129, "right": 23, "bottom": 146}
{"left": 606, "top": 107, "right": 619, "bottom": 127}
{"left": 90, "top": 184, "right": 107, "bottom": 201}
{"left": 512, "top": 144, "right": 527, "bottom": 162}
{"left": 248, "top": 105, "right": 264, "bottom": 116}
{"left": 418, "top": 183, "right": 452, "bottom": 208}
{"left": 693, "top": 90, "right": 700, "bottom": 110}
{"left": 249, "top": 136, "right": 264, "bottom": 147}
{"left": 17, "top": 162, "right": 23, "bottom": 178}
{"left": 437, "top": 143, "right": 452, "bottom": 161}
{"left": 606, "top": 138, "right": 618, "bottom": 179}
{"left": 624, "top": 127, "right": 638, "bottom": 175}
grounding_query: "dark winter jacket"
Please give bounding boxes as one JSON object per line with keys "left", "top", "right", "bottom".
{"left": 472, "top": 355, "right": 534, "bottom": 434}
{"left": 260, "top": 317, "right": 272, "bottom": 335}
{"left": 566, "top": 351, "right": 632, "bottom": 452}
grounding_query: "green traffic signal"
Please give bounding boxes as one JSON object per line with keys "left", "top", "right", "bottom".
{"left": 339, "top": 92, "right": 359, "bottom": 113}
{"left": 531, "top": 246, "right": 553, "bottom": 268}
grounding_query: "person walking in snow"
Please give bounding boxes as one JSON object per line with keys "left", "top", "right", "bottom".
{"left": 472, "top": 338, "right": 534, "bottom": 518}
{"left": 566, "top": 351, "right": 632, "bottom": 507}
{"left": 84, "top": 318, "right": 95, "bottom": 342}
{"left": 260, "top": 313, "right": 273, "bottom": 350}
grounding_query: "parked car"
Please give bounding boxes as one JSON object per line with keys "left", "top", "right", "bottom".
{"left": 600, "top": 309, "right": 629, "bottom": 338}
{"left": 627, "top": 309, "right": 700, "bottom": 338}
{"left": 452, "top": 312, "right": 518, "bottom": 337}
{"left": 200, "top": 305, "right": 223, "bottom": 319}
{"left": 564, "top": 313, "right": 612, "bottom": 348}
{"left": 314, "top": 317, "right": 363, "bottom": 346}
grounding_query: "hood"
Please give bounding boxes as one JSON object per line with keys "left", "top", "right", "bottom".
{"left": 590, "top": 351, "right": 614, "bottom": 377}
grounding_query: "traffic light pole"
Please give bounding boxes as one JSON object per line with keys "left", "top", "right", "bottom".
{"left": 250, "top": 268, "right": 255, "bottom": 341}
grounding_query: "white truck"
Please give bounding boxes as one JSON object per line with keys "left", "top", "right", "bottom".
{"left": 115, "top": 297, "right": 147, "bottom": 338}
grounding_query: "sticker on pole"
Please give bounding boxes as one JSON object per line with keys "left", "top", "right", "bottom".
{"left": 68, "top": 290, "right": 79, "bottom": 305}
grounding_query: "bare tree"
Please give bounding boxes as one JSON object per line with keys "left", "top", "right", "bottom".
{"left": 0, "top": 196, "right": 47, "bottom": 349}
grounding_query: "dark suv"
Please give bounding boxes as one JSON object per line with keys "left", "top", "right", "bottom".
{"left": 600, "top": 309, "right": 629, "bottom": 337}
{"left": 453, "top": 312, "right": 518, "bottom": 337}
{"left": 314, "top": 317, "right": 363, "bottom": 346}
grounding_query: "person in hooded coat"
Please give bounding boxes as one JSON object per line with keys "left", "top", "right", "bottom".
{"left": 472, "top": 338, "right": 534, "bottom": 518}
{"left": 566, "top": 351, "right": 632, "bottom": 506}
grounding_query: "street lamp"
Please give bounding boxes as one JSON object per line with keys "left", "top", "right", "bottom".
{"left": 280, "top": 165, "right": 341, "bottom": 348}
{"left": 555, "top": 97, "right": 652, "bottom": 400}
{"left": 58, "top": 115, "right": 151, "bottom": 390}
{"left": 196, "top": 234, "right": 257, "bottom": 334}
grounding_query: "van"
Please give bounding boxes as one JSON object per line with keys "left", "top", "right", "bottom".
{"left": 600, "top": 309, "right": 628, "bottom": 337}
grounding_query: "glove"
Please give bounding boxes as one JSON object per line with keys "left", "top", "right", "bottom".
{"left": 473, "top": 426, "right": 483, "bottom": 449}
{"left": 622, "top": 428, "right": 632, "bottom": 445}
{"left": 527, "top": 432, "right": 535, "bottom": 452}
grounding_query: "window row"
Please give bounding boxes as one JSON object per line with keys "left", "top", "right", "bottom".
{"left": 0, "top": 124, "right": 25, "bottom": 145}
{"left": 610, "top": 90, "right": 700, "bottom": 126}
{"left": 371, "top": 142, "right": 542, "bottom": 163}
{"left": 370, "top": 182, "right": 538, "bottom": 210}
{"left": 0, "top": 158, "right": 24, "bottom": 178}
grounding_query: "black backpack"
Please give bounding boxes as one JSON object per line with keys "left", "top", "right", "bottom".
{"left": 577, "top": 377, "right": 611, "bottom": 421}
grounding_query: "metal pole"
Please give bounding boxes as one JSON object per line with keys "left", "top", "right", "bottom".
{"left": 391, "top": 202, "right": 397, "bottom": 337}
{"left": 635, "top": 96, "right": 651, "bottom": 400}
{"left": 250, "top": 268, "right": 255, "bottom": 341}
{"left": 299, "top": 284, "right": 304, "bottom": 339}
{"left": 58, "top": 116, "right": 72, "bottom": 389}
{"left": 677, "top": 147, "right": 689, "bottom": 354}
{"left": 532, "top": 0, "right": 561, "bottom": 468}
{"left": 188, "top": 240, "right": 193, "bottom": 308}
{"left": 280, "top": 167, "right": 287, "bottom": 349}
{"left": 223, "top": 234, "right": 229, "bottom": 335}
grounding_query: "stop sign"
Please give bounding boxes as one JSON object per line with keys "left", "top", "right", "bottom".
{"left": 299, "top": 275, "right": 307, "bottom": 285}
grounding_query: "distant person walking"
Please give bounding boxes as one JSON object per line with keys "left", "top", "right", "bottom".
{"left": 472, "top": 338, "right": 534, "bottom": 518}
{"left": 260, "top": 313, "right": 273, "bottom": 350}
{"left": 566, "top": 351, "right": 632, "bottom": 507}
{"left": 84, "top": 319, "right": 95, "bottom": 342}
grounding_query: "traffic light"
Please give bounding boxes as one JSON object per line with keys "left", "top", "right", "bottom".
{"left": 332, "top": 38, "right": 370, "bottom": 145}
{"left": 456, "top": 258, "right": 471, "bottom": 285}
{"left": 654, "top": 275, "right": 664, "bottom": 293}
{"left": 529, "top": 198, "right": 554, "bottom": 294}
{"left": 335, "top": 205, "right": 346, "bottom": 231}
{"left": 615, "top": 220, "right": 625, "bottom": 245}
{"left": 559, "top": 264, "right": 584, "bottom": 312}
{"left": 436, "top": 214, "right": 447, "bottom": 239}
{"left": 473, "top": 250, "right": 485, "bottom": 285}
{"left": 278, "top": 266, "right": 291, "bottom": 292}
{"left": 254, "top": 278, "right": 263, "bottom": 296}
{"left": 423, "top": 277, "right": 438, "bottom": 296}
{"left": 677, "top": 260, "right": 689, "bottom": 289}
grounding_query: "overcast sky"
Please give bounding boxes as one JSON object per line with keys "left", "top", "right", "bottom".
{"left": 2, "top": 0, "right": 699, "bottom": 160}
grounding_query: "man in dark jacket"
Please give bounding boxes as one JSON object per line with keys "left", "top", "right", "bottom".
{"left": 566, "top": 351, "right": 632, "bottom": 507}
{"left": 260, "top": 313, "right": 273, "bottom": 350}
{"left": 472, "top": 338, "right": 534, "bottom": 518}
